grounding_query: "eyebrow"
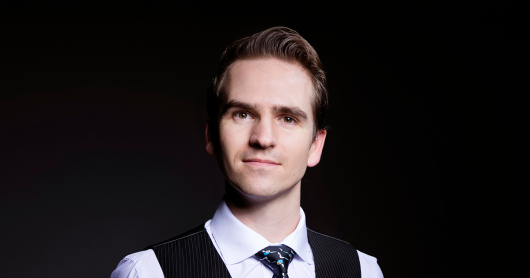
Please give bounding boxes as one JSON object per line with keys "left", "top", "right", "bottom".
{"left": 221, "top": 99, "right": 308, "bottom": 120}
{"left": 220, "top": 100, "right": 256, "bottom": 116}
{"left": 272, "top": 105, "right": 308, "bottom": 120}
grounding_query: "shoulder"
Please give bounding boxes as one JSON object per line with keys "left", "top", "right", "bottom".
{"left": 145, "top": 223, "right": 208, "bottom": 250}
{"left": 307, "top": 229, "right": 384, "bottom": 278}
{"left": 307, "top": 228, "right": 357, "bottom": 251}
{"left": 358, "top": 250, "right": 384, "bottom": 278}
{"left": 110, "top": 224, "right": 208, "bottom": 278}
{"left": 357, "top": 250, "right": 378, "bottom": 265}
{"left": 307, "top": 228, "right": 360, "bottom": 274}
{"left": 110, "top": 250, "right": 164, "bottom": 278}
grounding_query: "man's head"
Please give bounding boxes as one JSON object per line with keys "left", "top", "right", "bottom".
{"left": 205, "top": 27, "right": 328, "bottom": 199}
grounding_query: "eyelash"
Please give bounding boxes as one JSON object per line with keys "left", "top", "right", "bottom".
{"left": 232, "top": 112, "right": 298, "bottom": 124}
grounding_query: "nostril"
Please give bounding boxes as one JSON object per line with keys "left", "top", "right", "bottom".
{"left": 249, "top": 121, "right": 277, "bottom": 148}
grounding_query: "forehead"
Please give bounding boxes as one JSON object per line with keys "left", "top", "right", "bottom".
{"left": 225, "top": 58, "right": 314, "bottom": 116}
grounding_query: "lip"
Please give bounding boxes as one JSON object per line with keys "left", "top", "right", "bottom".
{"left": 242, "top": 159, "right": 280, "bottom": 166}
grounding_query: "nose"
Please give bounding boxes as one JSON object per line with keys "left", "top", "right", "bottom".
{"left": 249, "top": 118, "right": 277, "bottom": 149}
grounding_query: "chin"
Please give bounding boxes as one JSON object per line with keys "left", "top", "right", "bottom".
{"left": 231, "top": 177, "right": 290, "bottom": 199}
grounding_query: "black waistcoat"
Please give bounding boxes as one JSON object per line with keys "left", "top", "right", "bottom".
{"left": 146, "top": 224, "right": 361, "bottom": 278}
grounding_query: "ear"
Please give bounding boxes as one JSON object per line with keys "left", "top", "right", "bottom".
{"left": 205, "top": 120, "right": 216, "bottom": 157}
{"left": 307, "top": 129, "right": 327, "bottom": 167}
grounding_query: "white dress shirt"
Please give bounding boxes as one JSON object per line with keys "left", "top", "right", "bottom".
{"left": 111, "top": 200, "right": 383, "bottom": 278}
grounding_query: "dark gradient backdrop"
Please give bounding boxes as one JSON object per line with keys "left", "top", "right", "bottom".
{"left": 1, "top": 3, "right": 524, "bottom": 278}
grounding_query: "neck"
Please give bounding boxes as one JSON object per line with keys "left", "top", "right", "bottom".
{"left": 224, "top": 180, "right": 301, "bottom": 243}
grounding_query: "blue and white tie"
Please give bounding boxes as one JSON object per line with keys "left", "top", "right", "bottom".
{"left": 254, "top": 245, "right": 296, "bottom": 278}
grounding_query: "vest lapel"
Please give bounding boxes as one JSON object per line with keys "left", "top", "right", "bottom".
{"left": 149, "top": 225, "right": 232, "bottom": 278}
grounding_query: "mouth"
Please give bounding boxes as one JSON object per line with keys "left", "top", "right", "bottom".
{"left": 242, "top": 159, "right": 280, "bottom": 167}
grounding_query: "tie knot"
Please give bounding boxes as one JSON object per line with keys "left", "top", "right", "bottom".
{"left": 255, "top": 245, "right": 296, "bottom": 278}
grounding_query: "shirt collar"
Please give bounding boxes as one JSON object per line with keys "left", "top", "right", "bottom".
{"left": 210, "top": 199, "right": 314, "bottom": 265}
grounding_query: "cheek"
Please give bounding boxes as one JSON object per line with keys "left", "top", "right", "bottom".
{"left": 219, "top": 123, "right": 249, "bottom": 161}
{"left": 282, "top": 134, "right": 312, "bottom": 166}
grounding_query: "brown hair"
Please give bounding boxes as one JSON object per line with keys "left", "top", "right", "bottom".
{"left": 207, "top": 26, "right": 328, "bottom": 138}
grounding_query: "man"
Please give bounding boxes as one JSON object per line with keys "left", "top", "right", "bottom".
{"left": 111, "top": 27, "right": 383, "bottom": 278}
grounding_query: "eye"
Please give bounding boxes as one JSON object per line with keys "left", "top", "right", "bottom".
{"left": 234, "top": 112, "right": 251, "bottom": 119}
{"left": 282, "top": 116, "right": 295, "bottom": 124}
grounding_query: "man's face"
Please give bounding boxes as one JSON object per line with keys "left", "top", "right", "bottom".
{"left": 206, "top": 58, "right": 327, "bottom": 199}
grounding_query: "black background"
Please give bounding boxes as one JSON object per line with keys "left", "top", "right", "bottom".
{"left": 1, "top": 2, "right": 525, "bottom": 278}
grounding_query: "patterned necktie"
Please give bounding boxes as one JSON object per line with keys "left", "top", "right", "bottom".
{"left": 254, "top": 245, "right": 296, "bottom": 278}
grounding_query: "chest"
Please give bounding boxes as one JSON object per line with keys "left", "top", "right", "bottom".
{"left": 151, "top": 229, "right": 361, "bottom": 278}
